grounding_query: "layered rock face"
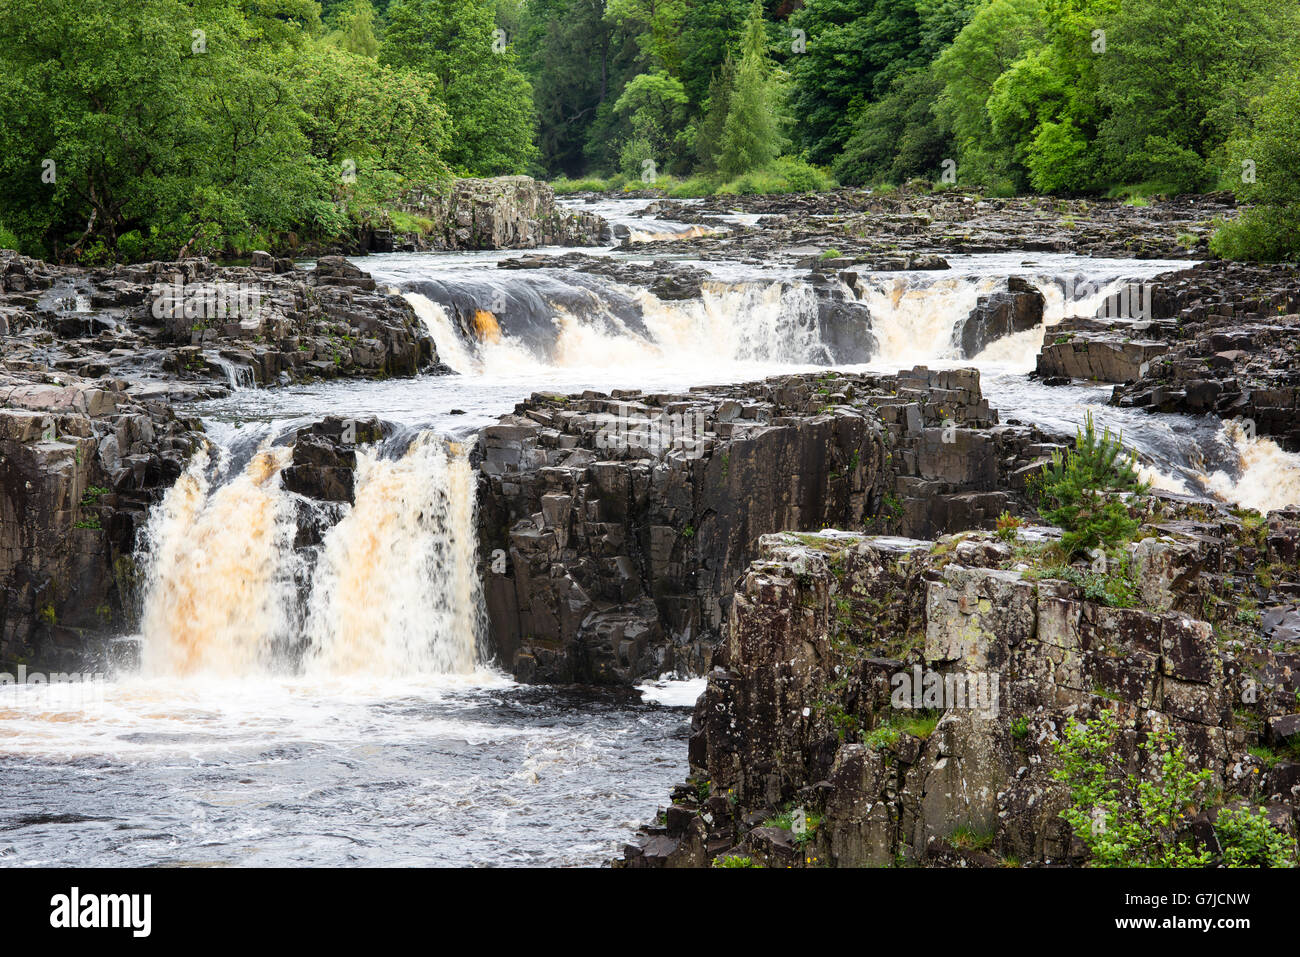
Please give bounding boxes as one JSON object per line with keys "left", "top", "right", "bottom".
{"left": 0, "top": 251, "right": 439, "bottom": 395}
{"left": 0, "top": 371, "right": 204, "bottom": 668}
{"left": 0, "top": 247, "right": 447, "bottom": 664}
{"left": 953, "top": 277, "right": 1044, "bottom": 359}
{"left": 621, "top": 502, "right": 1300, "bottom": 868}
{"left": 398, "top": 176, "right": 609, "bottom": 251}
{"left": 566, "top": 189, "right": 1228, "bottom": 263}
{"left": 476, "top": 368, "right": 1065, "bottom": 685}
{"left": 1032, "top": 260, "right": 1300, "bottom": 450}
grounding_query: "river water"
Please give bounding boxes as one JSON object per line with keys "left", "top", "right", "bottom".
{"left": 1, "top": 199, "right": 1296, "bottom": 866}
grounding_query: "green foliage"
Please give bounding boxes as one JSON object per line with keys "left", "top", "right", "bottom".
{"left": 1033, "top": 412, "right": 1146, "bottom": 557}
{"left": 328, "top": 0, "right": 380, "bottom": 57}
{"left": 382, "top": 0, "right": 538, "bottom": 175}
{"left": 790, "top": 0, "right": 975, "bottom": 165}
{"left": 1210, "top": 57, "right": 1300, "bottom": 262}
{"left": 715, "top": 1, "right": 787, "bottom": 178}
{"left": 994, "top": 510, "right": 1023, "bottom": 542}
{"left": 1214, "top": 806, "right": 1297, "bottom": 868}
{"left": 1093, "top": 0, "right": 1297, "bottom": 195}
{"left": 0, "top": 0, "right": 465, "bottom": 260}
{"left": 1053, "top": 710, "right": 1213, "bottom": 867}
{"left": 614, "top": 71, "right": 690, "bottom": 176}
{"left": 835, "top": 69, "right": 950, "bottom": 186}
{"left": 713, "top": 854, "right": 760, "bottom": 867}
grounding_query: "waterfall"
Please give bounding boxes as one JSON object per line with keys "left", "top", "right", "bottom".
{"left": 303, "top": 435, "right": 484, "bottom": 676}
{"left": 1206, "top": 421, "right": 1300, "bottom": 514}
{"left": 405, "top": 292, "right": 478, "bottom": 374}
{"left": 405, "top": 279, "right": 833, "bottom": 374}
{"left": 139, "top": 446, "right": 296, "bottom": 677}
{"left": 138, "top": 433, "right": 483, "bottom": 678}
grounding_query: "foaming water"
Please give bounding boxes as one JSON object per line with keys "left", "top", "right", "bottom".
{"left": 140, "top": 433, "right": 483, "bottom": 679}
{"left": 409, "top": 278, "right": 832, "bottom": 376}
{"left": 305, "top": 436, "right": 483, "bottom": 677}
{"left": 139, "top": 446, "right": 296, "bottom": 677}
{"left": 0, "top": 675, "right": 691, "bottom": 866}
{"left": 8, "top": 236, "right": 1293, "bottom": 868}
{"left": 1207, "top": 421, "right": 1300, "bottom": 513}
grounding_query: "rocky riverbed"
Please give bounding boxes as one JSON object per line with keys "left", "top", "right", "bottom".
{"left": 2, "top": 182, "right": 1298, "bottom": 868}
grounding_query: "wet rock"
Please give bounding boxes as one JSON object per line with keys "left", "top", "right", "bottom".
{"left": 620, "top": 511, "right": 1300, "bottom": 867}
{"left": 0, "top": 369, "right": 204, "bottom": 668}
{"left": 478, "top": 367, "right": 1059, "bottom": 685}
{"left": 954, "top": 277, "right": 1044, "bottom": 358}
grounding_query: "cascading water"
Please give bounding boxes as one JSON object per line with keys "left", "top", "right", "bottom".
{"left": 6, "top": 202, "right": 1297, "bottom": 867}
{"left": 139, "top": 446, "right": 296, "bottom": 677}
{"left": 303, "top": 435, "right": 483, "bottom": 677}
{"left": 138, "top": 432, "right": 483, "bottom": 678}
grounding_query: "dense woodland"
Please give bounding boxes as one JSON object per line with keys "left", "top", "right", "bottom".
{"left": 0, "top": 0, "right": 1297, "bottom": 261}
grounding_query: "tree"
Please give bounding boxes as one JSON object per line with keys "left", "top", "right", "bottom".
{"left": 716, "top": 0, "right": 786, "bottom": 178}
{"left": 604, "top": 0, "right": 687, "bottom": 74}
{"left": 835, "top": 69, "right": 949, "bottom": 185}
{"left": 1094, "top": 0, "right": 1298, "bottom": 194}
{"left": 932, "top": 0, "right": 1047, "bottom": 191}
{"left": 613, "top": 71, "right": 689, "bottom": 175}
{"left": 1211, "top": 57, "right": 1300, "bottom": 262}
{"left": 691, "top": 56, "right": 736, "bottom": 173}
{"left": 1033, "top": 411, "right": 1146, "bottom": 557}
{"left": 518, "top": 0, "right": 641, "bottom": 175}
{"left": 382, "top": 0, "right": 539, "bottom": 174}
{"left": 789, "top": 0, "right": 930, "bottom": 164}
{"left": 329, "top": 0, "right": 381, "bottom": 57}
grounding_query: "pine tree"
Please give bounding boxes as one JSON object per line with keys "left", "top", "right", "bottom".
{"left": 334, "top": 0, "right": 380, "bottom": 58}
{"left": 716, "top": 0, "right": 786, "bottom": 179}
{"left": 1034, "top": 411, "right": 1147, "bottom": 557}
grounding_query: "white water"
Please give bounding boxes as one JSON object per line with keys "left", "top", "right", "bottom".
{"left": 139, "top": 434, "right": 483, "bottom": 679}
{"left": 139, "top": 446, "right": 296, "bottom": 677}
{"left": 304, "top": 435, "right": 482, "bottom": 677}
{"left": 1207, "top": 421, "right": 1300, "bottom": 513}
{"left": 409, "top": 280, "right": 831, "bottom": 377}
{"left": 5, "top": 207, "right": 1298, "bottom": 867}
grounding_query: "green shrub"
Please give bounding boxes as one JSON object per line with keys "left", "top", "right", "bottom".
{"left": 115, "top": 229, "right": 146, "bottom": 262}
{"left": 1053, "top": 709, "right": 1213, "bottom": 867}
{"left": 665, "top": 176, "right": 718, "bottom": 198}
{"left": 1033, "top": 411, "right": 1147, "bottom": 557}
{"left": 1215, "top": 806, "right": 1297, "bottom": 867}
{"left": 713, "top": 854, "right": 760, "bottom": 868}
{"left": 1210, "top": 208, "right": 1300, "bottom": 263}
{"left": 549, "top": 176, "right": 613, "bottom": 195}
{"left": 0, "top": 222, "right": 19, "bottom": 252}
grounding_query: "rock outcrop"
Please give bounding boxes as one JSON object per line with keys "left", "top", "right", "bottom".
{"left": 476, "top": 367, "right": 1066, "bottom": 685}
{"left": 0, "top": 370, "right": 204, "bottom": 668}
{"left": 620, "top": 499, "right": 1300, "bottom": 867}
{"left": 1025, "top": 260, "right": 1300, "bottom": 450}
{"left": 396, "top": 176, "right": 609, "bottom": 251}
{"left": 954, "top": 277, "right": 1044, "bottom": 358}
{"left": 565, "top": 189, "right": 1230, "bottom": 265}
{"left": 0, "top": 250, "right": 439, "bottom": 395}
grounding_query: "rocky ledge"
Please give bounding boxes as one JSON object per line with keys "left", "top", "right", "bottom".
{"left": 388, "top": 176, "right": 609, "bottom": 253}
{"left": 619, "top": 498, "right": 1300, "bottom": 868}
{"left": 0, "top": 369, "right": 205, "bottom": 667}
{"left": 1032, "top": 261, "right": 1300, "bottom": 450}
{"left": 475, "top": 367, "right": 1070, "bottom": 685}
{"left": 0, "top": 250, "right": 440, "bottom": 397}
{"left": 565, "top": 189, "right": 1230, "bottom": 265}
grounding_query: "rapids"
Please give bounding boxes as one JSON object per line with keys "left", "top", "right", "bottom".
{"left": 2, "top": 198, "right": 1296, "bottom": 866}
